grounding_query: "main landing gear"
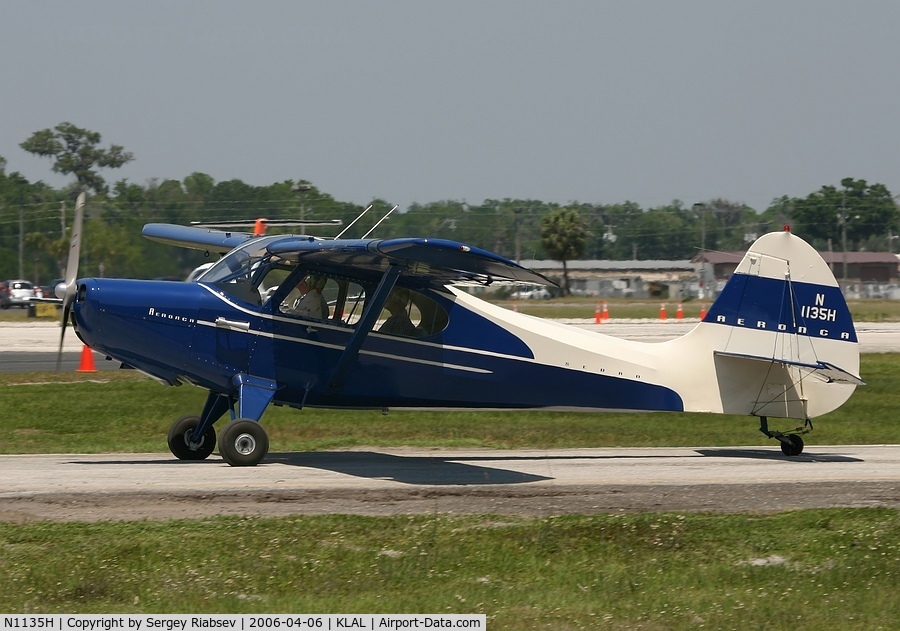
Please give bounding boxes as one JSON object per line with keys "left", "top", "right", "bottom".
{"left": 167, "top": 414, "right": 270, "bottom": 466}
{"left": 167, "top": 380, "right": 276, "bottom": 467}
{"left": 759, "top": 416, "right": 811, "bottom": 457}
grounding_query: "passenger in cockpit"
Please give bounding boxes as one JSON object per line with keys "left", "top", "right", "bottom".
{"left": 379, "top": 289, "right": 416, "bottom": 337}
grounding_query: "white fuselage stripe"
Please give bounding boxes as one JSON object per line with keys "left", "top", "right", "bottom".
{"left": 195, "top": 286, "right": 497, "bottom": 374}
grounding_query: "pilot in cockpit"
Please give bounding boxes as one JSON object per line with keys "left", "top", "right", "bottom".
{"left": 282, "top": 275, "right": 328, "bottom": 319}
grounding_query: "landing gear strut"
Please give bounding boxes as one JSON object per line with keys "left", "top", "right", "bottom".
{"left": 759, "top": 416, "right": 811, "bottom": 457}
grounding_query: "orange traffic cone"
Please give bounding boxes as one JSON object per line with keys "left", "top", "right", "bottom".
{"left": 676, "top": 302, "right": 684, "bottom": 320}
{"left": 659, "top": 303, "right": 667, "bottom": 321}
{"left": 594, "top": 302, "right": 601, "bottom": 324}
{"left": 602, "top": 301, "right": 610, "bottom": 322}
{"left": 76, "top": 344, "right": 97, "bottom": 373}
{"left": 513, "top": 300, "right": 518, "bottom": 312}
{"left": 699, "top": 302, "right": 707, "bottom": 319}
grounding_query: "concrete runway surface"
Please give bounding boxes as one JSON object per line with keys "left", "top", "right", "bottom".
{"left": 0, "top": 446, "right": 898, "bottom": 522}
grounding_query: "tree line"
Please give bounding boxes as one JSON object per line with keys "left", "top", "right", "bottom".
{"left": 1, "top": 122, "right": 897, "bottom": 286}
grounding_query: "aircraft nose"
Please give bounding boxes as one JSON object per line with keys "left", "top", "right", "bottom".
{"left": 72, "top": 277, "right": 203, "bottom": 379}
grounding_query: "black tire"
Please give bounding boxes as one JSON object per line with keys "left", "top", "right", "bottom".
{"left": 219, "top": 418, "right": 269, "bottom": 467}
{"left": 167, "top": 414, "right": 217, "bottom": 460}
{"left": 780, "top": 434, "right": 804, "bottom": 457}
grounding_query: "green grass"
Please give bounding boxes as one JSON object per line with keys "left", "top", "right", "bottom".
{"left": 0, "top": 307, "right": 59, "bottom": 322}
{"left": 2, "top": 354, "right": 897, "bottom": 454}
{"left": 0, "top": 511, "right": 897, "bottom": 628}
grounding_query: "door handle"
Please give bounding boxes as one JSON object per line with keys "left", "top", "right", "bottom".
{"left": 215, "top": 317, "right": 250, "bottom": 332}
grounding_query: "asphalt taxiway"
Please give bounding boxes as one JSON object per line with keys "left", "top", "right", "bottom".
{"left": 0, "top": 446, "right": 897, "bottom": 522}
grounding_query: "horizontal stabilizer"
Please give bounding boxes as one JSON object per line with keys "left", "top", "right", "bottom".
{"left": 714, "top": 350, "right": 865, "bottom": 386}
{"left": 191, "top": 219, "right": 343, "bottom": 229}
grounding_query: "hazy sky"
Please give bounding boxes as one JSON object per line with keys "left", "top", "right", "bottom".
{"left": 2, "top": 1, "right": 898, "bottom": 212}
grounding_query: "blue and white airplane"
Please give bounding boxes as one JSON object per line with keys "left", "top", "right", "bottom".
{"left": 60, "top": 193, "right": 864, "bottom": 466}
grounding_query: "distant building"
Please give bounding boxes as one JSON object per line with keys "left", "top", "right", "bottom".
{"left": 513, "top": 249, "right": 900, "bottom": 300}
{"left": 517, "top": 259, "right": 696, "bottom": 299}
{"left": 693, "top": 250, "right": 900, "bottom": 283}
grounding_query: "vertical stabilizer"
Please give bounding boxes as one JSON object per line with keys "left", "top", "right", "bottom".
{"left": 671, "top": 229, "right": 861, "bottom": 419}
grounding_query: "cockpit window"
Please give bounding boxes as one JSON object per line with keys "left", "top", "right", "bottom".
{"left": 278, "top": 273, "right": 366, "bottom": 325}
{"left": 272, "top": 269, "right": 449, "bottom": 337}
{"left": 377, "top": 288, "right": 449, "bottom": 338}
{"left": 201, "top": 240, "right": 450, "bottom": 336}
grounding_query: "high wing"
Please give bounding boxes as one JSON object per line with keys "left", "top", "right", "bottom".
{"left": 142, "top": 223, "right": 554, "bottom": 287}
{"left": 142, "top": 223, "right": 257, "bottom": 254}
{"left": 266, "top": 236, "right": 557, "bottom": 287}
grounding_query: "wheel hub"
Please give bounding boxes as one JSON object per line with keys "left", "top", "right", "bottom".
{"left": 183, "top": 430, "right": 205, "bottom": 451}
{"left": 233, "top": 433, "right": 257, "bottom": 455}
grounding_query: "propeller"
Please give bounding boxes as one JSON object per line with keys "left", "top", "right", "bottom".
{"left": 56, "top": 192, "right": 86, "bottom": 370}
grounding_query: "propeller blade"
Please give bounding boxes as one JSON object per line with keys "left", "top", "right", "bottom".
{"left": 56, "top": 192, "right": 86, "bottom": 370}
{"left": 64, "top": 192, "right": 85, "bottom": 306}
{"left": 56, "top": 301, "right": 73, "bottom": 371}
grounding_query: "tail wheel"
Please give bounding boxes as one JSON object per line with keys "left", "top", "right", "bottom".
{"left": 780, "top": 434, "right": 804, "bottom": 457}
{"left": 220, "top": 418, "right": 269, "bottom": 467}
{"left": 167, "top": 414, "right": 216, "bottom": 460}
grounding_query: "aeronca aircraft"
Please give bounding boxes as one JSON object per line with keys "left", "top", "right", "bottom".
{"left": 58, "top": 193, "right": 864, "bottom": 466}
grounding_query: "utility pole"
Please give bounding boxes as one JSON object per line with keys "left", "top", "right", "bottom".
{"left": 840, "top": 190, "right": 848, "bottom": 282}
{"left": 292, "top": 183, "right": 312, "bottom": 235}
{"left": 514, "top": 208, "right": 522, "bottom": 263}
{"left": 692, "top": 203, "right": 707, "bottom": 299}
{"left": 18, "top": 204, "right": 25, "bottom": 279}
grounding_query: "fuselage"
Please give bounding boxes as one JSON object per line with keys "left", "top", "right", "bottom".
{"left": 72, "top": 276, "right": 685, "bottom": 413}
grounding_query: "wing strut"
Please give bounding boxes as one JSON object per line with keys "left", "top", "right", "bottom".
{"left": 326, "top": 263, "right": 403, "bottom": 392}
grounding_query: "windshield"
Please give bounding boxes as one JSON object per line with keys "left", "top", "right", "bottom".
{"left": 198, "top": 236, "right": 285, "bottom": 284}
{"left": 199, "top": 236, "right": 292, "bottom": 304}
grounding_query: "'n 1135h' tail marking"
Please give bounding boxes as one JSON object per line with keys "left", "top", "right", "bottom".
{"left": 703, "top": 274, "right": 857, "bottom": 343}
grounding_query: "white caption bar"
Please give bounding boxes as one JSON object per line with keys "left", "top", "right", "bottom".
{"left": 0, "top": 615, "right": 486, "bottom": 631}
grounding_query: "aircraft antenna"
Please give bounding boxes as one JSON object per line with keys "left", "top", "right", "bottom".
{"left": 362, "top": 205, "right": 399, "bottom": 238}
{"left": 335, "top": 204, "right": 373, "bottom": 239}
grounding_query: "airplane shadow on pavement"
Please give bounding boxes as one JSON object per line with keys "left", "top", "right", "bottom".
{"left": 694, "top": 448, "right": 863, "bottom": 463}
{"left": 70, "top": 452, "right": 552, "bottom": 486}
{"left": 265, "top": 451, "right": 551, "bottom": 485}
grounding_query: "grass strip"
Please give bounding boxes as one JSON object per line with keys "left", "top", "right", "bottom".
{"left": 1, "top": 355, "right": 897, "bottom": 454}
{"left": 0, "top": 510, "right": 897, "bottom": 628}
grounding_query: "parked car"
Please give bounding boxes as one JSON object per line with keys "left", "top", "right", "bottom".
{"left": 510, "top": 287, "right": 551, "bottom": 300}
{"left": 40, "top": 278, "right": 65, "bottom": 300}
{"left": 4, "top": 279, "right": 36, "bottom": 308}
